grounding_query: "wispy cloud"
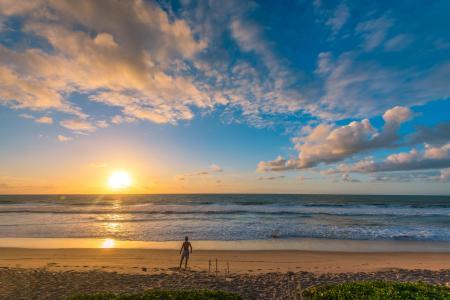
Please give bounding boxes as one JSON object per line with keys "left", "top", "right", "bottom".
{"left": 57, "top": 135, "right": 72, "bottom": 142}
{"left": 326, "top": 2, "right": 350, "bottom": 35}
{"left": 176, "top": 164, "right": 224, "bottom": 181}
{"left": 370, "top": 170, "right": 447, "bottom": 183}
{"left": 20, "top": 114, "right": 53, "bottom": 124}
{"left": 1, "top": 0, "right": 449, "bottom": 132}
{"left": 35, "top": 116, "right": 53, "bottom": 124}
{"left": 96, "top": 120, "right": 109, "bottom": 128}
{"left": 60, "top": 119, "right": 95, "bottom": 132}
{"left": 384, "top": 34, "right": 414, "bottom": 52}
{"left": 257, "top": 175, "right": 285, "bottom": 181}
{"left": 356, "top": 14, "right": 393, "bottom": 51}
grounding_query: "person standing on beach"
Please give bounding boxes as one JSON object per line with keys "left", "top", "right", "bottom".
{"left": 179, "top": 236, "right": 193, "bottom": 269}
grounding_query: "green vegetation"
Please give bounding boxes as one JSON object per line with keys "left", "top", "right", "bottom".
{"left": 302, "top": 280, "right": 450, "bottom": 300}
{"left": 68, "top": 289, "right": 243, "bottom": 300}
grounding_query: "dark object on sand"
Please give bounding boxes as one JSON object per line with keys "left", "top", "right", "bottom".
{"left": 68, "top": 289, "right": 243, "bottom": 299}
{"left": 302, "top": 280, "right": 450, "bottom": 300}
{"left": 141, "top": 267, "right": 147, "bottom": 272}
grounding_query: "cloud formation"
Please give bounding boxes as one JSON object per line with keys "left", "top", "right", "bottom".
{"left": 326, "top": 2, "right": 350, "bottom": 35}
{"left": 57, "top": 134, "right": 72, "bottom": 142}
{"left": 356, "top": 14, "right": 392, "bottom": 51}
{"left": 20, "top": 114, "right": 53, "bottom": 124}
{"left": 1, "top": 0, "right": 449, "bottom": 132}
{"left": 60, "top": 119, "right": 95, "bottom": 132}
{"left": 258, "top": 106, "right": 412, "bottom": 171}
{"left": 370, "top": 170, "right": 447, "bottom": 183}
{"left": 257, "top": 175, "right": 285, "bottom": 181}
{"left": 315, "top": 51, "right": 450, "bottom": 119}
{"left": 334, "top": 143, "right": 450, "bottom": 174}
{"left": 35, "top": 116, "right": 53, "bottom": 124}
{"left": 176, "top": 164, "right": 223, "bottom": 181}
{"left": 0, "top": 0, "right": 209, "bottom": 127}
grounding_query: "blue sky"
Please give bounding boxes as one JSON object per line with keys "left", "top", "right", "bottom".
{"left": 0, "top": 0, "right": 449, "bottom": 194}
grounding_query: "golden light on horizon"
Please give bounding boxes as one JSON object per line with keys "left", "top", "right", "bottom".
{"left": 101, "top": 238, "right": 115, "bottom": 248}
{"left": 108, "top": 171, "right": 132, "bottom": 190}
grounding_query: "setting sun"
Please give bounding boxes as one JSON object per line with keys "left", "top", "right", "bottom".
{"left": 100, "top": 238, "right": 115, "bottom": 248}
{"left": 108, "top": 171, "right": 132, "bottom": 190}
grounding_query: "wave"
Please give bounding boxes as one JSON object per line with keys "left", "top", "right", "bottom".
{"left": 0, "top": 203, "right": 449, "bottom": 217}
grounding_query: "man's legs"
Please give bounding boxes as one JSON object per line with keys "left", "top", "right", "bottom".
{"left": 184, "top": 255, "right": 189, "bottom": 269}
{"left": 179, "top": 255, "right": 184, "bottom": 268}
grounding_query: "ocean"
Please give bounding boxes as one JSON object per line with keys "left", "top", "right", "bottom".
{"left": 0, "top": 194, "right": 449, "bottom": 242}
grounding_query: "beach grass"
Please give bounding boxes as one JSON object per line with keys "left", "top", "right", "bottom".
{"left": 68, "top": 289, "right": 243, "bottom": 300}
{"left": 302, "top": 280, "right": 450, "bottom": 299}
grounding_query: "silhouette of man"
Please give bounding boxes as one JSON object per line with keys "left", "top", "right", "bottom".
{"left": 179, "top": 236, "right": 193, "bottom": 269}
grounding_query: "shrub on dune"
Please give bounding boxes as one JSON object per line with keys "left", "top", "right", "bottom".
{"left": 302, "top": 280, "right": 450, "bottom": 300}
{"left": 68, "top": 289, "right": 243, "bottom": 300}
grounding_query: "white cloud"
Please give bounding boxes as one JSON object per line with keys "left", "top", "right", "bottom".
{"left": 370, "top": 171, "right": 442, "bottom": 183}
{"left": 19, "top": 113, "right": 53, "bottom": 124}
{"left": 440, "top": 168, "right": 450, "bottom": 182}
{"left": 341, "top": 173, "right": 360, "bottom": 183}
{"left": 19, "top": 113, "right": 34, "bottom": 119}
{"left": 176, "top": 164, "right": 224, "bottom": 181}
{"left": 326, "top": 2, "right": 350, "bottom": 35}
{"left": 57, "top": 134, "right": 72, "bottom": 142}
{"left": 210, "top": 164, "right": 223, "bottom": 173}
{"left": 1, "top": 0, "right": 449, "bottom": 132}
{"left": 356, "top": 14, "right": 393, "bottom": 51}
{"left": 60, "top": 119, "right": 95, "bottom": 132}
{"left": 257, "top": 175, "right": 285, "bottom": 181}
{"left": 0, "top": 0, "right": 209, "bottom": 125}
{"left": 384, "top": 34, "right": 414, "bottom": 51}
{"left": 96, "top": 120, "right": 109, "bottom": 128}
{"left": 333, "top": 143, "right": 450, "bottom": 174}
{"left": 314, "top": 52, "right": 450, "bottom": 120}
{"left": 258, "top": 106, "right": 412, "bottom": 171}
{"left": 35, "top": 116, "right": 53, "bottom": 124}
{"left": 257, "top": 156, "right": 299, "bottom": 172}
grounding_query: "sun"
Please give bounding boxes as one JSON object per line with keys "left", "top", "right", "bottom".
{"left": 108, "top": 171, "right": 132, "bottom": 189}
{"left": 101, "top": 238, "right": 115, "bottom": 248}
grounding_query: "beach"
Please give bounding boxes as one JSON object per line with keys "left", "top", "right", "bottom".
{"left": 1, "top": 248, "right": 449, "bottom": 299}
{"left": 1, "top": 248, "right": 450, "bottom": 274}
{"left": 1, "top": 194, "right": 449, "bottom": 298}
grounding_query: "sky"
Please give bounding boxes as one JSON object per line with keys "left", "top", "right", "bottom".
{"left": 0, "top": 0, "right": 450, "bottom": 194}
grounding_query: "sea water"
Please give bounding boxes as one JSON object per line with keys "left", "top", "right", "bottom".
{"left": 0, "top": 194, "right": 449, "bottom": 242}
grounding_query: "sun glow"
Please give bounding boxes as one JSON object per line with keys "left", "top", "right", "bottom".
{"left": 101, "top": 238, "right": 115, "bottom": 248}
{"left": 108, "top": 171, "right": 132, "bottom": 190}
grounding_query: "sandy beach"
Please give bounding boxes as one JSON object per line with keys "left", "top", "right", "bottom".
{"left": 1, "top": 248, "right": 450, "bottom": 274}
{"left": 0, "top": 248, "right": 449, "bottom": 299}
